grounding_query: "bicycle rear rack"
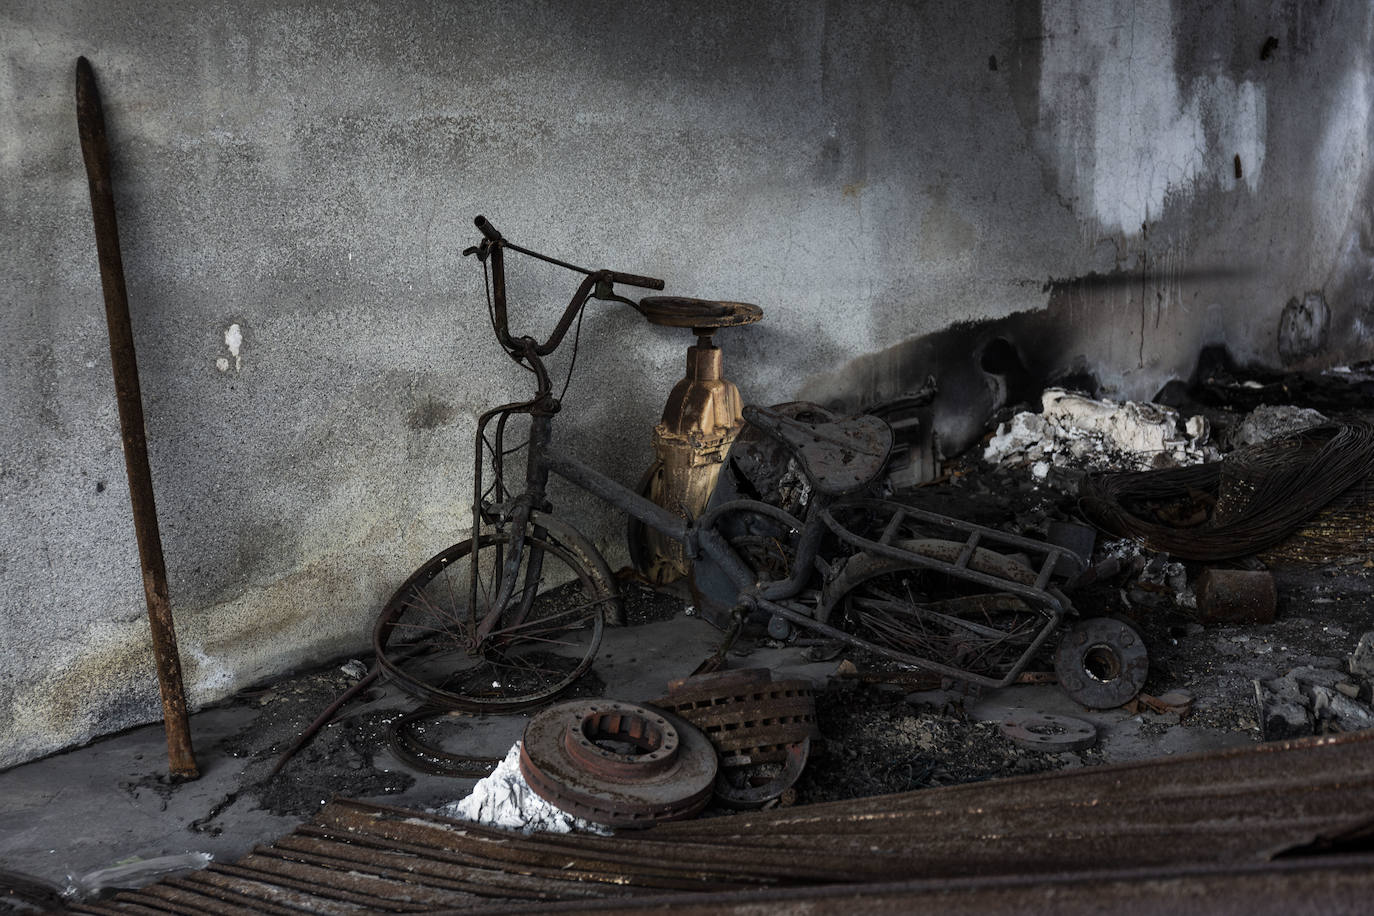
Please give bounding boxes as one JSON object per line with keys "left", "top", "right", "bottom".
{"left": 759, "top": 498, "right": 1084, "bottom": 688}
{"left": 822, "top": 498, "right": 1083, "bottom": 608}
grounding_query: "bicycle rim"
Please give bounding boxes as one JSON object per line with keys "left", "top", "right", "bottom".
{"left": 374, "top": 525, "right": 612, "bottom": 712}
{"left": 838, "top": 567, "right": 1046, "bottom": 680}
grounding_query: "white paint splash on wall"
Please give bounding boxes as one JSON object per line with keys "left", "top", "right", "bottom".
{"left": 1038, "top": 1, "right": 1266, "bottom": 235}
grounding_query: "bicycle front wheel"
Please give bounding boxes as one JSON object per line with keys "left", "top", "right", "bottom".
{"left": 374, "top": 514, "right": 617, "bottom": 712}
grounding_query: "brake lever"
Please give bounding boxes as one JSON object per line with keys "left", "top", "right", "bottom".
{"left": 591, "top": 277, "right": 641, "bottom": 311}
{"left": 463, "top": 239, "right": 496, "bottom": 262}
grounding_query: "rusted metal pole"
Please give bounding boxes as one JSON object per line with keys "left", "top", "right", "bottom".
{"left": 75, "top": 56, "right": 198, "bottom": 779}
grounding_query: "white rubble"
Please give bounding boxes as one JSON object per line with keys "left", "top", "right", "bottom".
{"left": 1231, "top": 404, "right": 1327, "bottom": 448}
{"left": 1138, "top": 556, "right": 1196, "bottom": 609}
{"left": 433, "top": 742, "right": 611, "bottom": 835}
{"left": 983, "top": 388, "right": 1214, "bottom": 472}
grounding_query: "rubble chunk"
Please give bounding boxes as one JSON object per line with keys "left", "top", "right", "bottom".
{"left": 1254, "top": 654, "right": 1374, "bottom": 741}
{"left": 1348, "top": 631, "right": 1374, "bottom": 680}
{"left": 1287, "top": 666, "right": 1347, "bottom": 690}
{"left": 1232, "top": 404, "right": 1327, "bottom": 447}
{"left": 1308, "top": 686, "right": 1374, "bottom": 732}
{"left": 1253, "top": 677, "right": 1312, "bottom": 740}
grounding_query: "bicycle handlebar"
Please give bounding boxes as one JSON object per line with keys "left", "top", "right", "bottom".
{"left": 471, "top": 215, "right": 666, "bottom": 387}
{"left": 474, "top": 216, "right": 662, "bottom": 290}
{"left": 474, "top": 214, "right": 502, "bottom": 242}
{"left": 605, "top": 270, "right": 665, "bottom": 291}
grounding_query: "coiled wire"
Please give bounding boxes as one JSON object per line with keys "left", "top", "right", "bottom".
{"left": 1079, "top": 421, "right": 1374, "bottom": 561}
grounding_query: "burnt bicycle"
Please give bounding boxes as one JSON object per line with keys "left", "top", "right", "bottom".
{"left": 372, "top": 216, "right": 1148, "bottom": 715}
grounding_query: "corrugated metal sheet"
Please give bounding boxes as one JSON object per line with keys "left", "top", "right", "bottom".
{"left": 70, "top": 730, "right": 1374, "bottom": 914}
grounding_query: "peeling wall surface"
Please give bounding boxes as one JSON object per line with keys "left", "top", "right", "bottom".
{"left": 3, "top": 0, "right": 1373, "bottom": 768}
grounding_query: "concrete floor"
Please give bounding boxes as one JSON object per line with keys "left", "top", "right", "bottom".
{"left": 1, "top": 597, "right": 1278, "bottom": 911}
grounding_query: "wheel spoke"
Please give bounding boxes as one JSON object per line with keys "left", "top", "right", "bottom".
{"left": 842, "top": 569, "right": 1042, "bottom": 678}
{"left": 374, "top": 522, "right": 611, "bottom": 710}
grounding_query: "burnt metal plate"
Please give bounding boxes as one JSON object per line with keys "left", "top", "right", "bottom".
{"left": 1054, "top": 617, "right": 1150, "bottom": 709}
{"left": 638, "top": 296, "right": 763, "bottom": 329}
{"left": 715, "top": 737, "right": 810, "bottom": 808}
{"left": 742, "top": 405, "right": 893, "bottom": 497}
{"left": 1000, "top": 714, "right": 1098, "bottom": 752}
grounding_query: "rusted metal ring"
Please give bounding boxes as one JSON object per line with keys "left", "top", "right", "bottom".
{"left": 561, "top": 703, "right": 679, "bottom": 780}
{"left": 520, "top": 700, "right": 717, "bottom": 828}
{"left": 1054, "top": 617, "right": 1150, "bottom": 709}
{"left": 999, "top": 714, "right": 1097, "bottom": 752}
{"left": 715, "top": 738, "right": 810, "bottom": 808}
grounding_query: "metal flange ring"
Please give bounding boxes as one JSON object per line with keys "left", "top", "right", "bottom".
{"left": 715, "top": 738, "right": 810, "bottom": 808}
{"left": 999, "top": 714, "right": 1097, "bottom": 752}
{"left": 1054, "top": 616, "right": 1150, "bottom": 709}
{"left": 519, "top": 700, "right": 717, "bottom": 829}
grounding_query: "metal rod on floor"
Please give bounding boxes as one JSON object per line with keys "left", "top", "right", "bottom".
{"left": 75, "top": 56, "right": 198, "bottom": 779}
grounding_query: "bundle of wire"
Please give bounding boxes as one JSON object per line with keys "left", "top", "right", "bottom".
{"left": 1078, "top": 421, "right": 1374, "bottom": 561}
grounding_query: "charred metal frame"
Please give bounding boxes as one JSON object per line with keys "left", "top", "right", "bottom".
{"left": 454, "top": 217, "right": 1083, "bottom": 690}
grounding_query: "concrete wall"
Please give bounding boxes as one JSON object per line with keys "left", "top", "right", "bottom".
{"left": 3, "top": 0, "right": 1372, "bottom": 769}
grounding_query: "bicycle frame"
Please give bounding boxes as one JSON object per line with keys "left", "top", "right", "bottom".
{"left": 464, "top": 217, "right": 681, "bottom": 639}
{"left": 461, "top": 217, "right": 1079, "bottom": 691}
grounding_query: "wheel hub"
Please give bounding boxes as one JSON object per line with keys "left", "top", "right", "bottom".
{"left": 519, "top": 700, "right": 717, "bottom": 828}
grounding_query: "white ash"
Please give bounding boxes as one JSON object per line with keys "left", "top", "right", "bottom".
{"left": 1099, "top": 538, "right": 1146, "bottom": 562}
{"left": 433, "top": 742, "right": 612, "bottom": 835}
{"left": 1139, "top": 556, "right": 1196, "bottom": 609}
{"left": 1322, "top": 363, "right": 1374, "bottom": 382}
{"left": 984, "top": 389, "right": 1215, "bottom": 473}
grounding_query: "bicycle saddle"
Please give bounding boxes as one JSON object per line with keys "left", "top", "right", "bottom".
{"left": 637, "top": 296, "right": 763, "bottom": 329}
{"left": 742, "top": 404, "right": 893, "bottom": 496}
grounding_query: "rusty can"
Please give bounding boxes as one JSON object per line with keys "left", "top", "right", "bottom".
{"left": 1195, "top": 568, "right": 1277, "bottom": 625}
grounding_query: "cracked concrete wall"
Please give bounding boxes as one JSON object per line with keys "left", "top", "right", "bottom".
{"left": 3, "top": 0, "right": 1372, "bottom": 769}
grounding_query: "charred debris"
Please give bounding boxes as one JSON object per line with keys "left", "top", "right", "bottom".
{"left": 42, "top": 351, "right": 1374, "bottom": 914}
{"left": 345, "top": 347, "right": 1374, "bottom": 818}
{"left": 24, "top": 345, "right": 1374, "bottom": 914}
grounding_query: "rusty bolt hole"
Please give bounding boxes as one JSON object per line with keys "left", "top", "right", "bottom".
{"left": 579, "top": 710, "right": 675, "bottom": 761}
{"left": 1083, "top": 644, "right": 1122, "bottom": 683}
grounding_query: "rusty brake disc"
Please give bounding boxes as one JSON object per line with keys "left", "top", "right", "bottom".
{"left": 519, "top": 700, "right": 717, "bottom": 829}
{"left": 649, "top": 667, "right": 819, "bottom": 808}
{"left": 650, "top": 668, "right": 820, "bottom": 762}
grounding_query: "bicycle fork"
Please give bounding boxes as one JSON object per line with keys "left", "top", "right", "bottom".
{"left": 470, "top": 407, "right": 557, "bottom": 645}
